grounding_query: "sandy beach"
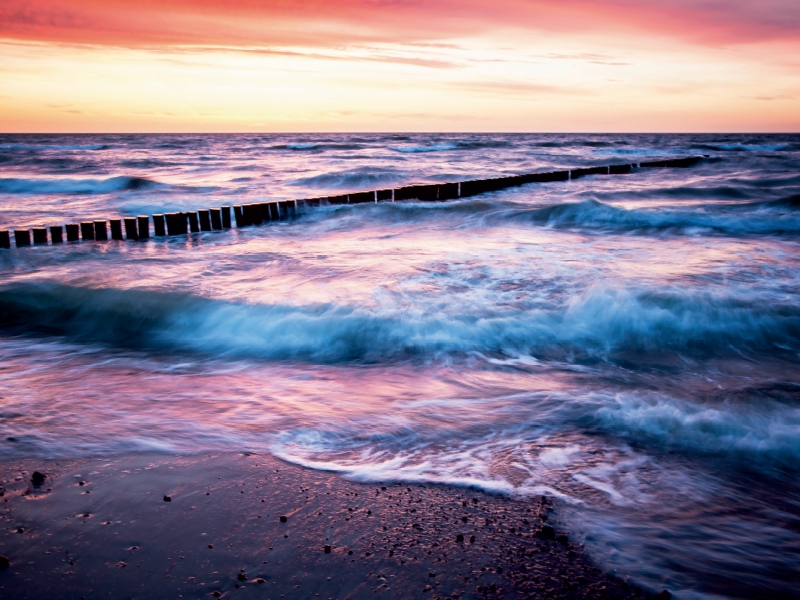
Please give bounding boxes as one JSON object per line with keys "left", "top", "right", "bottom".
{"left": 0, "top": 452, "right": 655, "bottom": 599}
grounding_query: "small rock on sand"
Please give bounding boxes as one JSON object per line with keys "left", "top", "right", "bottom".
{"left": 0, "top": 556, "right": 10, "bottom": 570}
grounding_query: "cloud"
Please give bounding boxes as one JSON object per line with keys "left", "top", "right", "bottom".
{"left": 449, "top": 80, "right": 583, "bottom": 97}
{"left": 1, "top": 0, "right": 799, "bottom": 49}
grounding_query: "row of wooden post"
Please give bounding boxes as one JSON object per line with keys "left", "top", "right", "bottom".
{"left": 0, "top": 156, "right": 704, "bottom": 249}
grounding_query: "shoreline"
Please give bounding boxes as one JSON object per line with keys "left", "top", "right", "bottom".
{"left": 0, "top": 451, "right": 663, "bottom": 599}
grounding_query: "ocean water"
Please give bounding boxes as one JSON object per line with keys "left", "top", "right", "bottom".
{"left": 2, "top": 133, "right": 800, "bottom": 598}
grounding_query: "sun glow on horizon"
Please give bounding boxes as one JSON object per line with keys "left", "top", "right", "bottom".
{"left": 1, "top": 1, "right": 799, "bottom": 132}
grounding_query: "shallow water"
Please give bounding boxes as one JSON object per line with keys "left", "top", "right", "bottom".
{"left": 1, "top": 133, "right": 800, "bottom": 598}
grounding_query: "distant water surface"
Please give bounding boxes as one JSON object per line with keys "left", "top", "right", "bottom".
{"left": 1, "top": 133, "right": 800, "bottom": 599}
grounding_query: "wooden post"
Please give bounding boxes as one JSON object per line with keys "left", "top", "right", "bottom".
{"left": 166, "top": 212, "right": 188, "bottom": 235}
{"left": 221, "top": 206, "right": 231, "bottom": 228}
{"left": 110, "top": 219, "right": 123, "bottom": 240}
{"left": 138, "top": 215, "right": 150, "bottom": 238}
{"left": 81, "top": 222, "right": 95, "bottom": 241}
{"left": 198, "top": 209, "right": 212, "bottom": 231}
{"left": 14, "top": 230, "right": 31, "bottom": 247}
{"left": 33, "top": 228, "right": 48, "bottom": 244}
{"left": 0, "top": 231, "right": 10, "bottom": 249}
{"left": 66, "top": 224, "right": 80, "bottom": 242}
{"left": 124, "top": 217, "right": 138, "bottom": 240}
{"left": 153, "top": 214, "right": 166, "bottom": 236}
{"left": 234, "top": 205, "right": 245, "bottom": 227}
{"left": 188, "top": 212, "right": 200, "bottom": 233}
{"left": 94, "top": 221, "right": 108, "bottom": 241}
{"left": 50, "top": 226, "right": 63, "bottom": 244}
{"left": 210, "top": 208, "right": 222, "bottom": 230}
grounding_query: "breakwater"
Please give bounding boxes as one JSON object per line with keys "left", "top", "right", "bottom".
{"left": 0, "top": 156, "right": 704, "bottom": 248}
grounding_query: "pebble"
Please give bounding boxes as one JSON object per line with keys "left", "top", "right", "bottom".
{"left": 163, "top": 495, "right": 172, "bottom": 502}
{"left": 0, "top": 555, "right": 10, "bottom": 571}
{"left": 280, "top": 515, "right": 288, "bottom": 522}
{"left": 31, "top": 471, "right": 46, "bottom": 485}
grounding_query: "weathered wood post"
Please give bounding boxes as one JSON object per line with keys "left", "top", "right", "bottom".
{"left": 33, "top": 228, "right": 48, "bottom": 244}
{"left": 138, "top": 215, "right": 150, "bottom": 239}
{"left": 153, "top": 214, "right": 166, "bottom": 236}
{"left": 66, "top": 224, "right": 80, "bottom": 242}
{"left": 81, "top": 222, "right": 95, "bottom": 241}
{"left": 94, "top": 221, "right": 108, "bottom": 241}
{"left": 110, "top": 219, "right": 123, "bottom": 240}
{"left": 14, "top": 230, "right": 31, "bottom": 247}
{"left": 210, "top": 208, "right": 223, "bottom": 230}
{"left": 198, "top": 209, "right": 212, "bottom": 231}
{"left": 50, "top": 226, "right": 63, "bottom": 244}
{"left": 124, "top": 217, "right": 138, "bottom": 240}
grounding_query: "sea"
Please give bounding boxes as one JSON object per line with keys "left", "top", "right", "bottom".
{"left": 1, "top": 133, "right": 799, "bottom": 599}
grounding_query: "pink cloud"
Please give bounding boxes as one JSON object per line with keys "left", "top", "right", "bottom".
{"left": 1, "top": 0, "right": 798, "bottom": 48}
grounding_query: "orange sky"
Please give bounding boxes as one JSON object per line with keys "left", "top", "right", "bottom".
{"left": 1, "top": 0, "right": 799, "bottom": 132}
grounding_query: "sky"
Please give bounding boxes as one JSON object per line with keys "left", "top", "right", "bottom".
{"left": 1, "top": 0, "right": 799, "bottom": 132}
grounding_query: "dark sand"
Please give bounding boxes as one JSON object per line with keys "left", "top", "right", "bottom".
{"left": 0, "top": 452, "right": 662, "bottom": 599}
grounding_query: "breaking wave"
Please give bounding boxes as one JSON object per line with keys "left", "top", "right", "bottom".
{"left": 0, "top": 143, "right": 108, "bottom": 151}
{"left": 0, "top": 175, "right": 161, "bottom": 195}
{"left": 0, "top": 283, "right": 797, "bottom": 363}
{"left": 521, "top": 198, "right": 800, "bottom": 235}
{"left": 290, "top": 168, "right": 404, "bottom": 189}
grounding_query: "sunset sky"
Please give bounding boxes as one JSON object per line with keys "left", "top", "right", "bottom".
{"left": 1, "top": 0, "right": 799, "bottom": 132}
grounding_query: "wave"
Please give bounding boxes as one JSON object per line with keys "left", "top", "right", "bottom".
{"left": 389, "top": 143, "right": 459, "bottom": 153}
{"left": 0, "top": 283, "right": 797, "bottom": 363}
{"left": 690, "top": 143, "right": 791, "bottom": 152}
{"left": 591, "top": 147, "right": 690, "bottom": 156}
{"left": 0, "top": 175, "right": 160, "bottom": 195}
{"left": 0, "top": 143, "right": 108, "bottom": 151}
{"left": 586, "top": 391, "right": 800, "bottom": 469}
{"left": 290, "top": 168, "right": 404, "bottom": 189}
{"left": 520, "top": 199, "right": 800, "bottom": 235}
{"left": 276, "top": 143, "right": 365, "bottom": 151}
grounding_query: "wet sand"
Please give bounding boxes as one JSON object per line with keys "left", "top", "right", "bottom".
{"left": 0, "top": 452, "right": 661, "bottom": 599}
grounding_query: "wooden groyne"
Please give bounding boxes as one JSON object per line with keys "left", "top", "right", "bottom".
{"left": 0, "top": 156, "right": 704, "bottom": 248}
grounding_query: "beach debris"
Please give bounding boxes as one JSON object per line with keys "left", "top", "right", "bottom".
{"left": 324, "top": 545, "right": 331, "bottom": 553}
{"left": 31, "top": 471, "right": 46, "bottom": 485}
{"left": 0, "top": 555, "right": 10, "bottom": 570}
{"left": 163, "top": 495, "right": 172, "bottom": 502}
